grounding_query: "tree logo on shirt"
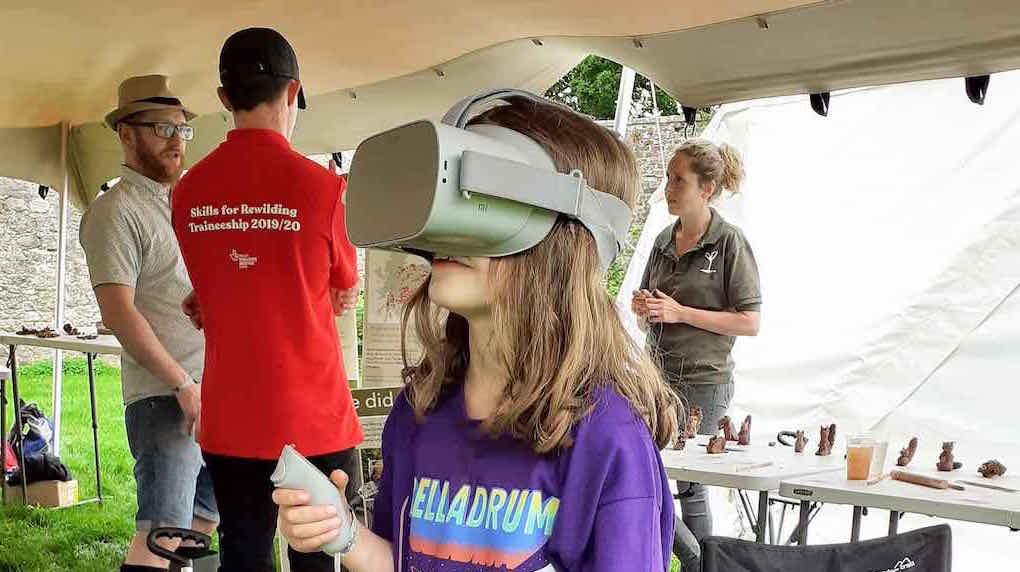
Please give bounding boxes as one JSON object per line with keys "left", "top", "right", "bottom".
{"left": 700, "top": 251, "right": 719, "bottom": 274}
{"left": 229, "top": 249, "right": 257, "bottom": 269}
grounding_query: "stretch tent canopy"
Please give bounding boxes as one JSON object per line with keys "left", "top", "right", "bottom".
{"left": 4, "top": 0, "right": 1020, "bottom": 208}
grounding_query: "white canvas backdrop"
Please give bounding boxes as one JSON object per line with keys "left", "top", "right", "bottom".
{"left": 617, "top": 73, "right": 1020, "bottom": 563}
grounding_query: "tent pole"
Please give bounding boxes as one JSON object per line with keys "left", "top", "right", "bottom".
{"left": 649, "top": 80, "right": 668, "bottom": 177}
{"left": 51, "top": 121, "right": 70, "bottom": 455}
{"left": 612, "top": 66, "right": 636, "bottom": 138}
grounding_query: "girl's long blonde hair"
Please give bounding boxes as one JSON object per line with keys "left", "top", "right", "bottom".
{"left": 402, "top": 96, "right": 680, "bottom": 453}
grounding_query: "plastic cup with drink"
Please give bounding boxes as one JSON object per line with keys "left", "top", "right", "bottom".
{"left": 846, "top": 433, "right": 888, "bottom": 480}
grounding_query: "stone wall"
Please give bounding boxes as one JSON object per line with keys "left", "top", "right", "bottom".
{"left": 1, "top": 179, "right": 103, "bottom": 364}
{"left": 0, "top": 115, "right": 699, "bottom": 365}
{"left": 606, "top": 115, "right": 707, "bottom": 283}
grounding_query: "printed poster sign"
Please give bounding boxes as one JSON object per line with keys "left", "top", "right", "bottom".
{"left": 362, "top": 249, "right": 429, "bottom": 387}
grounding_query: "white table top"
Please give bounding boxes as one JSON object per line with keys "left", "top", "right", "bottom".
{"left": 661, "top": 438, "right": 845, "bottom": 491}
{"left": 0, "top": 366, "right": 9, "bottom": 380}
{"left": 779, "top": 468, "right": 1020, "bottom": 529}
{"left": 1, "top": 333, "right": 122, "bottom": 356}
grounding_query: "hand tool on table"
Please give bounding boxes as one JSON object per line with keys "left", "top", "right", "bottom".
{"left": 891, "top": 470, "right": 964, "bottom": 491}
{"left": 955, "top": 479, "right": 1019, "bottom": 493}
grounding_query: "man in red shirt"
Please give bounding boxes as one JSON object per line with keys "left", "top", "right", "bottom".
{"left": 171, "top": 27, "right": 362, "bottom": 572}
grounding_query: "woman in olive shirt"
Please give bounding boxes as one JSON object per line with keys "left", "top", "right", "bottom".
{"left": 632, "top": 139, "right": 761, "bottom": 545}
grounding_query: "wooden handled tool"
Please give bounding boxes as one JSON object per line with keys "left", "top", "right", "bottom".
{"left": 891, "top": 470, "right": 964, "bottom": 491}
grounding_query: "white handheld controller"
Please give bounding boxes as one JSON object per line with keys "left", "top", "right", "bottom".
{"left": 271, "top": 445, "right": 355, "bottom": 555}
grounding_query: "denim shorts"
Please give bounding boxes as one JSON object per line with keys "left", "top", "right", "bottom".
{"left": 125, "top": 396, "right": 218, "bottom": 530}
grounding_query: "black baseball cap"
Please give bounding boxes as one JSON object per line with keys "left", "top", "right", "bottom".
{"left": 219, "top": 27, "right": 307, "bottom": 109}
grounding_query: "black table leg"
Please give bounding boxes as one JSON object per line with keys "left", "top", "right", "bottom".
{"left": 851, "top": 505, "right": 863, "bottom": 542}
{"left": 86, "top": 353, "right": 102, "bottom": 504}
{"left": 798, "top": 500, "right": 811, "bottom": 545}
{"left": 888, "top": 510, "right": 900, "bottom": 536}
{"left": 9, "top": 345, "right": 29, "bottom": 504}
{"left": 737, "top": 490, "right": 756, "bottom": 532}
{"left": 756, "top": 491, "right": 769, "bottom": 543}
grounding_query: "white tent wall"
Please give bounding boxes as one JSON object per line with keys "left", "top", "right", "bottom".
{"left": 617, "top": 73, "right": 1020, "bottom": 556}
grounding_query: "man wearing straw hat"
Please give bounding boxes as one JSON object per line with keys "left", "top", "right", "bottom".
{"left": 80, "top": 74, "right": 218, "bottom": 572}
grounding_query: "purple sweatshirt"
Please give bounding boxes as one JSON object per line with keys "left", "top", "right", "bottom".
{"left": 370, "top": 383, "right": 674, "bottom": 571}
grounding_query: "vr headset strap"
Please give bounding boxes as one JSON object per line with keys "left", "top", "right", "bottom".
{"left": 460, "top": 150, "right": 630, "bottom": 263}
{"left": 442, "top": 88, "right": 550, "bottom": 127}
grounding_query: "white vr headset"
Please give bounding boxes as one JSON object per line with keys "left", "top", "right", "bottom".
{"left": 344, "top": 88, "right": 633, "bottom": 271}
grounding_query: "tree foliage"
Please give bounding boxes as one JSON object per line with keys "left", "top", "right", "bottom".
{"left": 545, "top": 55, "right": 679, "bottom": 119}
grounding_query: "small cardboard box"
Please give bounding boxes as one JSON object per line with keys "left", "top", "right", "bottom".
{"left": 3, "top": 479, "right": 78, "bottom": 507}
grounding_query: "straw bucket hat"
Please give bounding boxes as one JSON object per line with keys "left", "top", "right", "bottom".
{"left": 105, "top": 74, "right": 196, "bottom": 129}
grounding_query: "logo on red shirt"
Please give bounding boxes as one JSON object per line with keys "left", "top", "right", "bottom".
{"left": 229, "top": 249, "right": 257, "bottom": 269}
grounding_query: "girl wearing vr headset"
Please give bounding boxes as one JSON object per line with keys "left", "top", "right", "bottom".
{"left": 273, "top": 95, "right": 687, "bottom": 571}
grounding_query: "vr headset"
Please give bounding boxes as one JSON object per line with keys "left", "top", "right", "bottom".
{"left": 344, "top": 88, "right": 632, "bottom": 271}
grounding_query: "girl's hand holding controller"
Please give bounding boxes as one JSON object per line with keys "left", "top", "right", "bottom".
{"left": 271, "top": 445, "right": 357, "bottom": 555}
{"left": 273, "top": 470, "right": 351, "bottom": 552}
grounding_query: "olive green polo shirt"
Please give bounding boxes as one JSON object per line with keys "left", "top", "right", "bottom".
{"left": 640, "top": 208, "right": 761, "bottom": 386}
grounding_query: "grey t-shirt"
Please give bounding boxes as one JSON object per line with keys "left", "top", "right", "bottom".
{"left": 79, "top": 167, "right": 204, "bottom": 405}
{"left": 640, "top": 208, "right": 761, "bottom": 386}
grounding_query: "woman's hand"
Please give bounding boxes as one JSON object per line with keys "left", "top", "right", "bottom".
{"left": 645, "top": 290, "right": 687, "bottom": 324}
{"left": 630, "top": 290, "right": 650, "bottom": 317}
{"left": 273, "top": 470, "right": 350, "bottom": 553}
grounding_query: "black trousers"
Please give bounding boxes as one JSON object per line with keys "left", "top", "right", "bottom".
{"left": 203, "top": 448, "right": 361, "bottom": 572}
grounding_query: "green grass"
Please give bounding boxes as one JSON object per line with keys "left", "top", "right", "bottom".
{"left": 1, "top": 358, "right": 135, "bottom": 571}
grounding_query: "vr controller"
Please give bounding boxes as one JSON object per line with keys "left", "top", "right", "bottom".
{"left": 271, "top": 445, "right": 356, "bottom": 555}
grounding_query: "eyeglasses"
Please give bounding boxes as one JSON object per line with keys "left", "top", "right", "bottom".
{"left": 122, "top": 122, "right": 195, "bottom": 141}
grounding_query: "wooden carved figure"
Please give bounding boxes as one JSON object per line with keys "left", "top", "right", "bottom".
{"left": 936, "top": 441, "right": 963, "bottom": 471}
{"left": 706, "top": 435, "right": 727, "bottom": 454}
{"left": 896, "top": 437, "right": 918, "bottom": 467}
{"left": 794, "top": 430, "right": 809, "bottom": 453}
{"left": 737, "top": 415, "right": 752, "bottom": 446}
{"left": 683, "top": 407, "right": 703, "bottom": 439}
{"left": 718, "top": 416, "right": 737, "bottom": 442}
{"left": 815, "top": 423, "right": 836, "bottom": 456}
{"left": 978, "top": 460, "right": 1007, "bottom": 478}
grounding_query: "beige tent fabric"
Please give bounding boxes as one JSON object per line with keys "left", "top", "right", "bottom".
{"left": 0, "top": 0, "right": 816, "bottom": 208}
{"left": 65, "top": 39, "right": 587, "bottom": 208}
{"left": 593, "top": 0, "right": 1020, "bottom": 107}
{"left": 0, "top": 125, "right": 63, "bottom": 192}
{"left": 0, "top": 0, "right": 815, "bottom": 128}
{"left": 5, "top": 0, "right": 1020, "bottom": 208}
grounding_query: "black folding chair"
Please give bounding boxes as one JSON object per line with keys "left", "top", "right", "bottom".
{"left": 700, "top": 524, "right": 951, "bottom": 572}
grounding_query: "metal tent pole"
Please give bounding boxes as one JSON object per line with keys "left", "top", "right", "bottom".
{"left": 51, "top": 121, "right": 70, "bottom": 455}
{"left": 612, "top": 67, "right": 636, "bottom": 137}
{"left": 649, "top": 79, "right": 668, "bottom": 177}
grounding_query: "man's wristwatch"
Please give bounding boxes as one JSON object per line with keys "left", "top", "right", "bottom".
{"left": 173, "top": 375, "right": 197, "bottom": 394}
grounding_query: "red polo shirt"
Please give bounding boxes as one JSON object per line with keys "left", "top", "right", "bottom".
{"left": 171, "top": 128, "right": 362, "bottom": 459}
